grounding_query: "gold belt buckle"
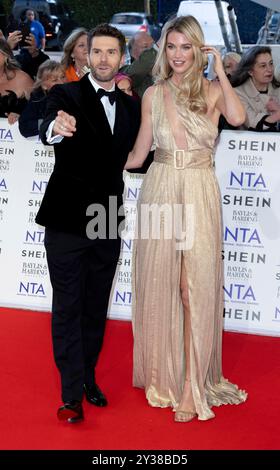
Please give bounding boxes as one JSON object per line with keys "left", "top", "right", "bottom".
{"left": 174, "top": 150, "right": 185, "bottom": 169}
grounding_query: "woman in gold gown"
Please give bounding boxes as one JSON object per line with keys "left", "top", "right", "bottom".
{"left": 125, "top": 15, "right": 247, "bottom": 422}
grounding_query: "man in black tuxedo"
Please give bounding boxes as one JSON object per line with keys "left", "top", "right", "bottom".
{"left": 36, "top": 24, "right": 141, "bottom": 423}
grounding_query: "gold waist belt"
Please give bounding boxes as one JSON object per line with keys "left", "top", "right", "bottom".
{"left": 154, "top": 147, "right": 213, "bottom": 169}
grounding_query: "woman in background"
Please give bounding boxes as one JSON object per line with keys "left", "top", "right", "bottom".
{"left": 115, "top": 72, "right": 140, "bottom": 101}
{"left": 222, "top": 51, "right": 241, "bottom": 80}
{"left": 218, "top": 52, "right": 242, "bottom": 130}
{"left": 231, "top": 45, "right": 280, "bottom": 131}
{"left": 61, "top": 28, "right": 89, "bottom": 82}
{"left": 115, "top": 72, "right": 133, "bottom": 96}
{"left": 0, "top": 39, "right": 33, "bottom": 124}
{"left": 19, "top": 60, "right": 66, "bottom": 137}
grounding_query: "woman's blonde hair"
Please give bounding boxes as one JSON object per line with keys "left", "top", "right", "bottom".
{"left": 222, "top": 51, "right": 241, "bottom": 65}
{"left": 153, "top": 15, "right": 208, "bottom": 113}
{"left": 33, "top": 60, "right": 65, "bottom": 92}
{"left": 0, "top": 38, "right": 20, "bottom": 80}
{"left": 61, "top": 27, "right": 88, "bottom": 68}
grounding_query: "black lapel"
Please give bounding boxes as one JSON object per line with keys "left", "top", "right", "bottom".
{"left": 113, "top": 88, "right": 129, "bottom": 144}
{"left": 74, "top": 74, "right": 113, "bottom": 138}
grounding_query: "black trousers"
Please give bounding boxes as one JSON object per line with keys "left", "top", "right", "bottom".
{"left": 44, "top": 228, "right": 121, "bottom": 402}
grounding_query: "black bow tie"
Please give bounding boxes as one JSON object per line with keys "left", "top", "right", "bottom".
{"left": 97, "top": 88, "right": 116, "bottom": 105}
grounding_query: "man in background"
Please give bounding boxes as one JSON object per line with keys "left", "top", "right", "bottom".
{"left": 124, "top": 38, "right": 160, "bottom": 99}
{"left": 24, "top": 9, "right": 46, "bottom": 50}
{"left": 127, "top": 31, "right": 154, "bottom": 64}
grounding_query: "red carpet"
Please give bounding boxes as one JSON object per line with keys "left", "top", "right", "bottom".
{"left": 0, "top": 307, "right": 279, "bottom": 450}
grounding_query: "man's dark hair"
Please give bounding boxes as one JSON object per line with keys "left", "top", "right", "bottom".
{"left": 25, "top": 8, "right": 37, "bottom": 18}
{"left": 88, "top": 23, "right": 126, "bottom": 55}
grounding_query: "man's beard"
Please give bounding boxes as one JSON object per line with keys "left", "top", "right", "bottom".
{"left": 90, "top": 66, "right": 117, "bottom": 83}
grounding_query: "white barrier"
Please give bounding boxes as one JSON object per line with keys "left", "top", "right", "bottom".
{"left": 0, "top": 122, "right": 53, "bottom": 311}
{"left": 215, "top": 130, "right": 280, "bottom": 336}
{"left": 0, "top": 120, "right": 279, "bottom": 336}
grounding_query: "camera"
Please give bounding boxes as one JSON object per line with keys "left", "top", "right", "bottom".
{"left": 18, "top": 21, "right": 31, "bottom": 48}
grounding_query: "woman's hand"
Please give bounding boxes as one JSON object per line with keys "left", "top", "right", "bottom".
{"left": 201, "top": 46, "right": 225, "bottom": 77}
{"left": 7, "top": 112, "right": 20, "bottom": 125}
{"left": 266, "top": 96, "right": 280, "bottom": 113}
{"left": 7, "top": 31, "right": 22, "bottom": 50}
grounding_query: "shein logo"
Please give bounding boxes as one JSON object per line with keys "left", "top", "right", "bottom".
{"left": 224, "top": 227, "right": 261, "bottom": 244}
{"left": 229, "top": 172, "right": 266, "bottom": 189}
{"left": 0, "top": 128, "right": 13, "bottom": 141}
{"left": 18, "top": 282, "right": 45, "bottom": 296}
{"left": 25, "top": 231, "right": 45, "bottom": 244}
{"left": 0, "top": 178, "right": 7, "bottom": 191}
{"left": 223, "top": 283, "right": 256, "bottom": 301}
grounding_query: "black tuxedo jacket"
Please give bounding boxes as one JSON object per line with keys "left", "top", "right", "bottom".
{"left": 36, "top": 74, "right": 141, "bottom": 237}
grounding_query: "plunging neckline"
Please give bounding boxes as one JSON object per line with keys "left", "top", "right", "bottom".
{"left": 167, "top": 78, "right": 219, "bottom": 135}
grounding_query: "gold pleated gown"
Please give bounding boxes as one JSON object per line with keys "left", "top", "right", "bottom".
{"left": 132, "top": 81, "right": 247, "bottom": 420}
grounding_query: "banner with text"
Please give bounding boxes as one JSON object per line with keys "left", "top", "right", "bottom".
{"left": 215, "top": 130, "right": 280, "bottom": 336}
{"left": 0, "top": 121, "right": 279, "bottom": 335}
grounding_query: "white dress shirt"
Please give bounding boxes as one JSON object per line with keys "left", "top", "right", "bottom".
{"left": 46, "top": 74, "right": 116, "bottom": 144}
{"left": 88, "top": 74, "right": 116, "bottom": 133}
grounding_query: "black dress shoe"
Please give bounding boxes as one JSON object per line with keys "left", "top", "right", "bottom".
{"left": 57, "top": 400, "right": 84, "bottom": 423}
{"left": 83, "top": 383, "right": 108, "bottom": 407}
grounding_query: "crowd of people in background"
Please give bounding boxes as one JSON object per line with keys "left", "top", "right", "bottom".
{"left": 1, "top": 7, "right": 278, "bottom": 426}
{"left": 0, "top": 7, "right": 279, "bottom": 134}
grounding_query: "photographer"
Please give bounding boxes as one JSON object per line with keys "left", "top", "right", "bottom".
{"left": 16, "top": 33, "right": 50, "bottom": 80}
{"left": 6, "top": 30, "right": 50, "bottom": 80}
{"left": 24, "top": 9, "right": 46, "bottom": 51}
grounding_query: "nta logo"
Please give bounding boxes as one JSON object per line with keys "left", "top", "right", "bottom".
{"left": 223, "top": 283, "right": 256, "bottom": 301}
{"left": 224, "top": 227, "right": 261, "bottom": 244}
{"left": 0, "top": 128, "right": 13, "bottom": 140}
{"left": 0, "top": 178, "right": 7, "bottom": 190}
{"left": 229, "top": 172, "right": 266, "bottom": 189}
{"left": 25, "top": 231, "right": 45, "bottom": 244}
{"left": 31, "top": 180, "right": 48, "bottom": 193}
{"left": 18, "top": 282, "right": 45, "bottom": 296}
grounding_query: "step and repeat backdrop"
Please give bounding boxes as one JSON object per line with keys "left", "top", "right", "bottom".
{"left": 215, "top": 131, "right": 280, "bottom": 336}
{"left": 0, "top": 121, "right": 279, "bottom": 336}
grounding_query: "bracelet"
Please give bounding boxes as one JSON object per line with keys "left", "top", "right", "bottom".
{"left": 263, "top": 119, "right": 277, "bottom": 128}
{"left": 256, "top": 115, "right": 277, "bottom": 131}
